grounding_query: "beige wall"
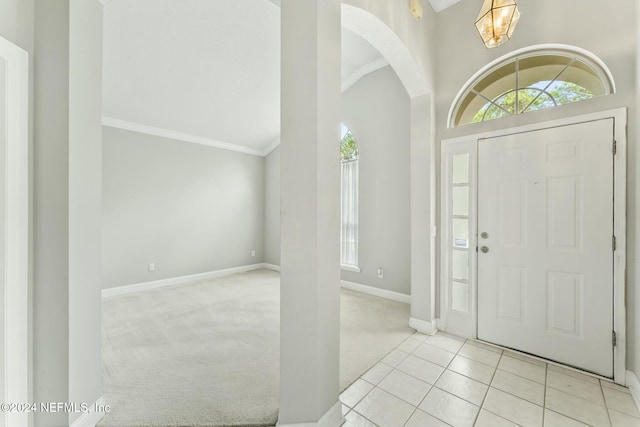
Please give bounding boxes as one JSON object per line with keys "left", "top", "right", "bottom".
{"left": 102, "top": 127, "right": 265, "bottom": 288}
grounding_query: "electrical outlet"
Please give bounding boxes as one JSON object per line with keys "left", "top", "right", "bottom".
{"left": 251, "top": 249, "right": 256, "bottom": 257}
{"left": 377, "top": 268, "right": 384, "bottom": 279}
{"left": 148, "top": 263, "right": 155, "bottom": 271}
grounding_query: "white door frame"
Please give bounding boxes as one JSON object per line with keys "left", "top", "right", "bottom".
{"left": 440, "top": 108, "right": 627, "bottom": 384}
{"left": 0, "top": 36, "right": 29, "bottom": 427}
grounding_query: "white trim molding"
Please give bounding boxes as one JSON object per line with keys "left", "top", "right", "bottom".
{"left": 1, "top": 35, "right": 29, "bottom": 427}
{"left": 102, "top": 116, "right": 265, "bottom": 157}
{"left": 69, "top": 397, "right": 107, "bottom": 427}
{"left": 263, "top": 263, "right": 281, "bottom": 272}
{"left": 341, "top": 280, "right": 410, "bottom": 304}
{"left": 626, "top": 371, "right": 640, "bottom": 413}
{"left": 277, "top": 401, "right": 344, "bottom": 427}
{"left": 341, "top": 57, "right": 389, "bottom": 93}
{"left": 102, "top": 263, "right": 268, "bottom": 299}
{"left": 409, "top": 317, "right": 438, "bottom": 335}
{"left": 340, "top": 264, "right": 361, "bottom": 273}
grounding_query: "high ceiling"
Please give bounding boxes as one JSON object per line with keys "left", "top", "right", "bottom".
{"left": 102, "top": 0, "right": 457, "bottom": 155}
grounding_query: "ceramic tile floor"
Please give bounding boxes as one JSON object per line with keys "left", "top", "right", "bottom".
{"left": 340, "top": 332, "right": 640, "bottom": 427}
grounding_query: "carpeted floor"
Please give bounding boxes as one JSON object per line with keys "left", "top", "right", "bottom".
{"left": 99, "top": 269, "right": 412, "bottom": 427}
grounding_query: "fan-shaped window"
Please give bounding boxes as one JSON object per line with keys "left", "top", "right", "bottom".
{"left": 340, "top": 124, "right": 359, "bottom": 269}
{"left": 450, "top": 47, "right": 614, "bottom": 127}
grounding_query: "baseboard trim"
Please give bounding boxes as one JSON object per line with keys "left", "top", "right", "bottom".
{"left": 263, "top": 263, "right": 281, "bottom": 272}
{"left": 69, "top": 397, "right": 106, "bottom": 427}
{"left": 277, "top": 401, "right": 344, "bottom": 427}
{"left": 102, "top": 263, "right": 267, "bottom": 299}
{"left": 410, "top": 317, "right": 438, "bottom": 335}
{"left": 626, "top": 370, "right": 640, "bottom": 412}
{"left": 341, "top": 280, "right": 411, "bottom": 304}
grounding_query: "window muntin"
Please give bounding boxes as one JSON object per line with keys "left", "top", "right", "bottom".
{"left": 452, "top": 50, "right": 613, "bottom": 127}
{"left": 340, "top": 124, "right": 359, "bottom": 268}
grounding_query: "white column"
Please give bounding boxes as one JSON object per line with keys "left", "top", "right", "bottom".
{"left": 279, "top": 1, "right": 342, "bottom": 426}
{"left": 410, "top": 94, "right": 438, "bottom": 335}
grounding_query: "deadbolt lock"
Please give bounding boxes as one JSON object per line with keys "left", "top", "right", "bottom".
{"left": 481, "top": 232, "right": 489, "bottom": 239}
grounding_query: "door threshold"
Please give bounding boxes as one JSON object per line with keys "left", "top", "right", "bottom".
{"left": 472, "top": 337, "right": 613, "bottom": 382}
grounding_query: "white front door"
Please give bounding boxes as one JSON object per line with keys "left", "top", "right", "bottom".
{"left": 477, "top": 119, "right": 614, "bottom": 377}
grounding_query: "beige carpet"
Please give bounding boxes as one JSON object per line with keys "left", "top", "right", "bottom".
{"left": 99, "top": 269, "right": 412, "bottom": 427}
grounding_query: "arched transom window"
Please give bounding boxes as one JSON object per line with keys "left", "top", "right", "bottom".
{"left": 450, "top": 46, "right": 615, "bottom": 127}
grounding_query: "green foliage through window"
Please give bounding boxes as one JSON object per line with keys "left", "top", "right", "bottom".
{"left": 341, "top": 131, "right": 359, "bottom": 161}
{"left": 473, "top": 81, "right": 594, "bottom": 123}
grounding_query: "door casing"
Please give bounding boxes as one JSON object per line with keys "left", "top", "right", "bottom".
{"left": 439, "top": 108, "right": 627, "bottom": 384}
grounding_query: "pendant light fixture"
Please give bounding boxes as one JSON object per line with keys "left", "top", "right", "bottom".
{"left": 475, "top": 0, "right": 521, "bottom": 48}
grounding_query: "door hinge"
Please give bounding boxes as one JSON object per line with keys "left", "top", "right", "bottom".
{"left": 613, "top": 235, "right": 617, "bottom": 251}
{"left": 613, "top": 331, "right": 617, "bottom": 347}
{"left": 613, "top": 140, "right": 617, "bottom": 155}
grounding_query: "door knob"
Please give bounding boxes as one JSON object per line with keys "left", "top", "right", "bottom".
{"left": 480, "top": 246, "right": 489, "bottom": 253}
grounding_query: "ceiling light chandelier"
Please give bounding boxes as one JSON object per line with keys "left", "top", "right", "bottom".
{"left": 475, "top": 0, "right": 521, "bottom": 48}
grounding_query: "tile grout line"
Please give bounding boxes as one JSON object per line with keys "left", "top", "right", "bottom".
{"left": 472, "top": 344, "right": 504, "bottom": 426}
{"left": 401, "top": 334, "right": 464, "bottom": 427}
{"left": 542, "top": 361, "right": 548, "bottom": 427}
{"left": 599, "top": 378, "right": 614, "bottom": 427}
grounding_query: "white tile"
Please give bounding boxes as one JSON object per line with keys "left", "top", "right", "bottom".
{"left": 546, "top": 363, "right": 600, "bottom": 385}
{"left": 601, "top": 380, "right": 632, "bottom": 394}
{"left": 419, "top": 387, "right": 479, "bottom": 427}
{"left": 340, "top": 379, "right": 374, "bottom": 408}
{"left": 603, "top": 387, "right": 640, "bottom": 418}
{"left": 404, "top": 409, "right": 450, "bottom": 427}
{"left": 378, "top": 369, "right": 431, "bottom": 406}
{"left": 342, "top": 404, "right": 350, "bottom": 416}
{"left": 435, "top": 369, "right": 488, "bottom": 406}
{"left": 504, "top": 351, "right": 547, "bottom": 368}
{"left": 609, "top": 409, "right": 640, "bottom": 427}
{"left": 343, "top": 410, "right": 376, "bottom": 427}
{"left": 353, "top": 387, "right": 415, "bottom": 427}
{"left": 448, "top": 355, "right": 496, "bottom": 385}
{"left": 381, "top": 348, "right": 409, "bottom": 367}
{"left": 475, "top": 409, "right": 520, "bottom": 427}
{"left": 498, "top": 355, "right": 546, "bottom": 384}
{"left": 361, "top": 362, "right": 393, "bottom": 385}
{"left": 396, "top": 354, "right": 445, "bottom": 384}
{"left": 491, "top": 369, "right": 545, "bottom": 406}
{"left": 482, "top": 388, "right": 543, "bottom": 427}
{"left": 413, "top": 343, "right": 456, "bottom": 367}
{"left": 397, "top": 336, "right": 424, "bottom": 353}
{"left": 427, "top": 334, "right": 465, "bottom": 354}
{"left": 466, "top": 339, "right": 504, "bottom": 354}
{"left": 546, "top": 369, "right": 605, "bottom": 405}
{"left": 544, "top": 409, "right": 590, "bottom": 427}
{"left": 412, "top": 332, "right": 431, "bottom": 342}
{"left": 545, "top": 387, "right": 610, "bottom": 427}
{"left": 458, "top": 342, "right": 502, "bottom": 367}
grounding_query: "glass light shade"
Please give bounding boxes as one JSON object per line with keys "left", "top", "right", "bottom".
{"left": 475, "top": 0, "right": 521, "bottom": 48}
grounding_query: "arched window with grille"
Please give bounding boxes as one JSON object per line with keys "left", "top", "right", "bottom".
{"left": 449, "top": 45, "right": 615, "bottom": 127}
{"left": 340, "top": 124, "right": 359, "bottom": 269}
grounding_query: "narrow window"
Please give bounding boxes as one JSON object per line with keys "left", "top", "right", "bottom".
{"left": 341, "top": 124, "right": 359, "bottom": 269}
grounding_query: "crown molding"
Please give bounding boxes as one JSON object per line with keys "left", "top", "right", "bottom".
{"left": 342, "top": 57, "right": 389, "bottom": 93}
{"left": 102, "top": 117, "right": 265, "bottom": 157}
{"left": 262, "top": 138, "right": 281, "bottom": 156}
